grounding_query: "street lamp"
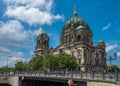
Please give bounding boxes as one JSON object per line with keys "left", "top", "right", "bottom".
{"left": 7, "top": 57, "right": 8, "bottom": 68}
{"left": 7, "top": 56, "right": 11, "bottom": 68}
{"left": 107, "top": 52, "right": 117, "bottom": 66}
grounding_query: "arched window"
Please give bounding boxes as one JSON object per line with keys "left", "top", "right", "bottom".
{"left": 38, "top": 39, "right": 41, "bottom": 44}
{"left": 95, "top": 57, "right": 99, "bottom": 65}
{"left": 77, "top": 35, "right": 81, "bottom": 41}
{"left": 63, "top": 36, "right": 65, "bottom": 43}
{"left": 69, "top": 34, "right": 71, "bottom": 42}
{"left": 65, "top": 36, "right": 67, "bottom": 43}
{"left": 59, "top": 49, "right": 63, "bottom": 53}
{"left": 77, "top": 50, "right": 80, "bottom": 56}
{"left": 66, "top": 35, "right": 70, "bottom": 43}
{"left": 86, "top": 36, "right": 90, "bottom": 42}
{"left": 71, "top": 34, "right": 74, "bottom": 42}
{"left": 77, "top": 49, "right": 82, "bottom": 58}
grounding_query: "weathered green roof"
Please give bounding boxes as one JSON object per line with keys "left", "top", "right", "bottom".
{"left": 63, "top": 15, "right": 89, "bottom": 30}
{"left": 38, "top": 30, "right": 48, "bottom": 37}
{"left": 76, "top": 25, "right": 85, "bottom": 30}
{"left": 98, "top": 40, "right": 104, "bottom": 43}
{"left": 62, "top": 7, "right": 92, "bottom": 34}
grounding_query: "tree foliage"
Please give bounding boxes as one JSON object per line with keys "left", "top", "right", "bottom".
{"left": 28, "top": 54, "right": 43, "bottom": 71}
{"left": 57, "top": 54, "right": 77, "bottom": 70}
{"left": 14, "top": 61, "right": 25, "bottom": 71}
{"left": 26, "top": 53, "right": 77, "bottom": 71}
{"left": 42, "top": 53, "right": 77, "bottom": 71}
{"left": 42, "top": 54, "right": 58, "bottom": 70}
{"left": 0, "top": 67, "right": 14, "bottom": 72}
{"left": 107, "top": 65, "right": 119, "bottom": 72}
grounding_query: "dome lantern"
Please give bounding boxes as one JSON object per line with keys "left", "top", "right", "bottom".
{"left": 98, "top": 40, "right": 105, "bottom": 48}
{"left": 73, "top": 5, "right": 78, "bottom": 16}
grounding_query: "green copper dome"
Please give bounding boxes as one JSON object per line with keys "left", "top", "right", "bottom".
{"left": 98, "top": 40, "right": 105, "bottom": 47}
{"left": 63, "top": 8, "right": 90, "bottom": 31}
{"left": 76, "top": 25, "right": 85, "bottom": 30}
{"left": 38, "top": 29, "right": 48, "bottom": 37}
{"left": 98, "top": 40, "right": 104, "bottom": 43}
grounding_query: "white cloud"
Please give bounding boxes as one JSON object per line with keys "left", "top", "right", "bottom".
{"left": 0, "top": 20, "right": 33, "bottom": 57}
{"left": 102, "top": 22, "right": 111, "bottom": 31}
{"left": 4, "top": 0, "right": 63, "bottom": 25}
{"left": 0, "top": 60, "right": 7, "bottom": 67}
{"left": 117, "top": 52, "right": 120, "bottom": 57}
{"left": 53, "top": 15, "right": 64, "bottom": 20}
{"left": 0, "top": 20, "right": 29, "bottom": 42}
{"left": 4, "top": 0, "right": 48, "bottom": 9}
{"left": 8, "top": 51, "right": 31, "bottom": 67}
{"left": 106, "top": 44, "right": 118, "bottom": 53}
{"left": 0, "top": 51, "right": 24, "bottom": 67}
{"left": 0, "top": 46, "right": 10, "bottom": 54}
{"left": 45, "top": 0, "right": 53, "bottom": 12}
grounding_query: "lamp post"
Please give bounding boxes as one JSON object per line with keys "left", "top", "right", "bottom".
{"left": 7, "top": 57, "right": 8, "bottom": 68}
{"left": 107, "top": 52, "right": 117, "bottom": 66}
{"left": 25, "top": 58, "right": 27, "bottom": 72}
{"left": 7, "top": 56, "right": 11, "bottom": 68}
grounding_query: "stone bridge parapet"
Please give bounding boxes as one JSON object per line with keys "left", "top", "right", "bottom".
{"left": 0, "top": 71, "right": 120, "bottom": 86}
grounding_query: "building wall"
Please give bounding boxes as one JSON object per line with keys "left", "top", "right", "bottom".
{"left": 51, "top": 41, "right": 106, "bottom": 72}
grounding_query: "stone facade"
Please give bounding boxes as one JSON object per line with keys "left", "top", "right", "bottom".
{"left": 35, "top": 8, "right": 106, "bottom": 72}
{"left": 35, "top": 31, "right": 49, "bottom": 56}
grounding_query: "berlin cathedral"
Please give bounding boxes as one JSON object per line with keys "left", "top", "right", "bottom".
{"left": 35, "top": 8, "right": 106, "bottom": 72}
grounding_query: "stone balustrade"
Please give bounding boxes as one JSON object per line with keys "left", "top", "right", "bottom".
{"left": 8, "top": 70, "right": 119, "bottom": 81}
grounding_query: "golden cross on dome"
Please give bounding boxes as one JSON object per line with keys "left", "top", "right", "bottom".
{"left": 73, "top": 5, "right": 77, "bottom": 16}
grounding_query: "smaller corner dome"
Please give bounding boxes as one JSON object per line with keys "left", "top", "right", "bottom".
{"left": 38, "top": 29, "right": 48, "bottom": 37}
{"left": 98, "top": 40, "right": 104, "bottom": 43}
{"left": 76, "top": 25, "right": 85, "bottom": 30}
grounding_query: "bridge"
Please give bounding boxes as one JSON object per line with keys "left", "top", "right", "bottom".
{"left": 0, "top": 71, "right": 120, "bottom": 86}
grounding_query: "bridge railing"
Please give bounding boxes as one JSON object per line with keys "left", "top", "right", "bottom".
{"left": 15, "top": 70, "right": 120, "bottom": 81}
{"left": 0, "top": 70, "right": 120, "bottom": 81}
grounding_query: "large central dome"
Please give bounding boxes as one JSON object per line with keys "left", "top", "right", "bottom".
{"left": 61, "top": 8, "right": 93, "bottom": 45}
{"left": 63, "top": 8, "right": 90, "bottom": 31}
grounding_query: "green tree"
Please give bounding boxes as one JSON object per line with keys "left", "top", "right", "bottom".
{"left": 27, "top": 53, "right": 77, "bottom": 71}
{"left": 107, "top": 65, "right": 119, "bottom": 72}
{"left": 42, "top": 53, "right": 77, "bottom": 71}
{"left": 111, "top": 65, "right": 119, "bottom": 71}
{"left": 42, "top": 54, "right": 59, "bottom": 71}
{"left": 0, "top": 67, "right": 15, "bottom": 72}
{"left": 15, "top": 61, "right": 25, "bottom": 71}
{"left": 107, "top": 65, "right": 111, "bottom": 72}
{"left": 57, "top": 53, "right": 77, "bottom": 70}
{"left": 28, "top": 54, "right": 43, "bottom": 71}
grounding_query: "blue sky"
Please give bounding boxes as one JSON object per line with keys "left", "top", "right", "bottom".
{"left": 0, "top": 0, "right": 120, "bottom": 67}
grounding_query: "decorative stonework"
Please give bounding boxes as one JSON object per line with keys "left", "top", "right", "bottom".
{"left": 35, "top": 30, "right": 49, "bottom": 56}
